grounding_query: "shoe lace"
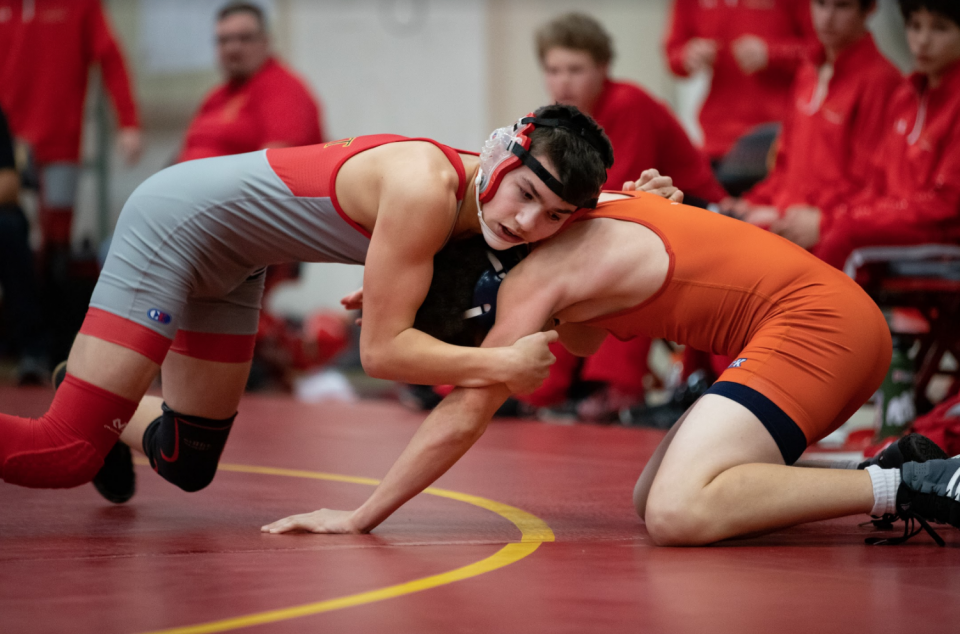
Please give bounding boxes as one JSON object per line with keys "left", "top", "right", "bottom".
{"left": 864, "top": 511, "right": 945, "bottom": 547}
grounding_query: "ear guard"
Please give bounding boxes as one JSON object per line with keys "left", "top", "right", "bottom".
{"left": 477, "top": 113, "right": 610, "bottom": 209}
{"left": 462, "top": 244, "right": 528, "bottom": 331}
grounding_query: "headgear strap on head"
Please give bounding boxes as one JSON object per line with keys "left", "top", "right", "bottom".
{"left": 519, "top": 114, "right": 614, "bottom": 169}
{"left": 476, "top": 113, "right": 603, "bottom": 210}
{"left": 462, "top": 245, "right": 527, "bottom": 331}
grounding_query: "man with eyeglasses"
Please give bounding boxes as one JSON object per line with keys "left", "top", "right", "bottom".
{"left": 177, "top": 1, "right": 325, "bottom": 163}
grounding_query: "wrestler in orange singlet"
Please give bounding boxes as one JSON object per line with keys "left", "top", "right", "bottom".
{"left": 263, "top": 189, "right": 960, "bottom": 547}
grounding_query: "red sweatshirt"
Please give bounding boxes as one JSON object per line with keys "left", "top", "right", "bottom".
{"left": 593, "top": 79, "right": 726, "bottom": 202}
{"left": 745, "top": 33, "right": 902, "bottom": 214}
{"left": 664, "top": 0, "right": 817, "bottom": 160}
{"left": 0, "top": 0, "right": 139, "bottom": 163}
{"left": 178, "top": 57, "right": 324, "bottom": 163}
{"left": 815, "top": 61, "right": 960, "bottom": 268}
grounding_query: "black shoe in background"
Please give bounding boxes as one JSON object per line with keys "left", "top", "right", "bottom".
{"left": 398, "top": 384, "right": 444, "bottom": 412}
{"left": 620, "top": 371, "right": 711, "bottom": 429}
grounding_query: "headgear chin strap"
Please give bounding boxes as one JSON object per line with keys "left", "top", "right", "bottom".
{"left": 476, "top": 113, "right": 606, "bottom": 210}
{"left": 475, "top": 171, "right": 518, "bottom": 251}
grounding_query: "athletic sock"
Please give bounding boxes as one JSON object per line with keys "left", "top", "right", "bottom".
{"left": 865, "top": 465, "right": 902, "bottom": 517}
{"left": 0, "top": 373, "right": 139, "bottom": 488}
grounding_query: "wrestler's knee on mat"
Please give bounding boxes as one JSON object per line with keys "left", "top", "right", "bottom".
{"left": 142, "top": 403, "right": 235, "bottom": 492}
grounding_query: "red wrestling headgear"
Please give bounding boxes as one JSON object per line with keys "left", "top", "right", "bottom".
{"left": 476, "top": 112, "right": 611, "bottom": 209}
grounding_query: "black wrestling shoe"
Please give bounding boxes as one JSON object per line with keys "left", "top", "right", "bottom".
{"left": 92, "top": 442, "right": 136, "bottom": 504}
{"left": 867, "top": 458, "right": 960, "bottom": 546}
{"left": 859, "top": 433, "right": 948, "bottom": 530}
{"left": 54, "top": 360, "right": 136, "bottom": 503}
{"left": 858, "top": 433, "right": 949, "bottom": 470}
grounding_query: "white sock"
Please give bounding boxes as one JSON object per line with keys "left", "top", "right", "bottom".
{"left": 865, "top": 465, "right": 901, "bottom": 516}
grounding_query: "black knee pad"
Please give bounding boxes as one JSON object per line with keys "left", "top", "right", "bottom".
{"left": 142, "top": 403, "right": 236, "bottom": 492}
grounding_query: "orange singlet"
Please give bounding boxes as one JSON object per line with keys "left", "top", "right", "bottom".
{"left": 579, "top": 191, "right": 891, "bottom": 461}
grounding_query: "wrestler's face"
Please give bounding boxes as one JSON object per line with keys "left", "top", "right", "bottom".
{"left": 216, "top": 12, "right": 270, "bottom": 81}
{"left": 542, "top": 48, "right": 607, "bottom": 115}
{"left": 811, "top": 0, "right": 871, "bottom": 54}
{"left": 906, "top": 8, "right": 960, "bottom": 83}
{"left": 481, "top": 158, "right": 578, "bottom": 245}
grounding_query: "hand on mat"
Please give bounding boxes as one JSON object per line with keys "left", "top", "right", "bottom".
{"left": 502, "top": 330, "right": 559, "bottom": 394}
{"left": 341, "top": 287, "right": 364, "bottom": 326}
{"left": 261, "top": 509, "right": 362, "bottom": 535}
{"left": 623, "top": 169, "right": 684, "bottom": 203}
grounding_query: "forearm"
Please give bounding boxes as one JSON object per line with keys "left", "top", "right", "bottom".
{"left": 351, "top": 385, "right": 511, "bottom": 531}
{"left": 362, "top": 327, "right": 510, "bottom": 387}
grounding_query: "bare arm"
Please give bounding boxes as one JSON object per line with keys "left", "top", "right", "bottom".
{"left": 263, "top": 265, "right": 564, "bottom": 534}
{"left": 357, "top": 158, "right": 554, "bottom": 393}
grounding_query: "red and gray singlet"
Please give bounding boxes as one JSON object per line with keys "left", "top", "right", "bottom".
{"left": 89, "top": 135, "right": 468, "bottom": 343}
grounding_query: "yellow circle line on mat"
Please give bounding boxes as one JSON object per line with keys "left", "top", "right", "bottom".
{"left": 136, "top": 460, "right": 555, "bottom": 634}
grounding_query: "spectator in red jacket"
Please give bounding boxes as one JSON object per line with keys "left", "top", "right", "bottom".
{"left": 538, "top": 13, "right": 725, "bottom": 205}
{"left": 177, "top": 2, "right": 324, "bottom": 163}
{"left": 727, "top": 0, "right": 902, "bottom": 229}
{"left": 777, "top": 0, "right": 960, "bottom": 268}
{"left": 522, "top": 13, "right": 726, "bottom": 418}
{"left": 0, "top": 0, "right": 141, "bottom": 249}
{"left": 664, "top": 0, "right": 818, "bottom": 161}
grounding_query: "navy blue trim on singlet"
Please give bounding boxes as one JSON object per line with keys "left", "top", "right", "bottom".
{"left": 705, "top": 381, "right": 808, "bottom": 465}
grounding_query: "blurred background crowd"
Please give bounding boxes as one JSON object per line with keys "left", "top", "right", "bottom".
{"left": 0, "top": 0, "right": 958, "bottom": 447}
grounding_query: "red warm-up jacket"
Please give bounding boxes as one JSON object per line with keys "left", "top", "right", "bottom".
{"left": 178, "top": 57, "right": 325, "bottom": 163}
{"left": 745, "top": 33, "right": 902, "bottom": 214}
{"left": 664, "top": 0, "right": 817, "bottom": 160}
{"left": 815, "top": 61, "right": 960, "bottom": 268}
{"left": 0, "top": 0, "right": 139, "bottom": 163}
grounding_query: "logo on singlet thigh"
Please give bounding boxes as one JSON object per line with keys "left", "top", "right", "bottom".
{"left": 147, "top": 308, "right": 173, "bottom": 325}
{"left": 103, "top": 418, "right": 128, "bottom": 436}
{"left": 728, "top": 358, "right": 748, "bottom": 368}
{"left": 324, "top": 137, "right": 357, "bottom": 148}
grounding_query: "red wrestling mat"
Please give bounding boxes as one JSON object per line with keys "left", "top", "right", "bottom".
{"left": 2, "top": 387, "right": 960, "bottom": 634}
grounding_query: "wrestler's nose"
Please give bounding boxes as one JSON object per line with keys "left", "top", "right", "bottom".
{"left": 515, "top": 206, "right": 537, "bottom": 234}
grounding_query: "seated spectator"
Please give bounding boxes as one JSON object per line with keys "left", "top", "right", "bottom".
{"left": 538, "top": 13, "right": 725, "bottom": 205}
{"left": 778, "top": 0, "right": 960, "bottom": 269}
{"left": 0, "top": 106, "right": 47, "bottom": 384}
{"left": 523, "top": 13, "right": 725, "bottom": 419}
{"left": 177, "top": 1, "right": 325, "bottom": 163}
{"left": 664, "top": 0, "right": 818, "bottom": 162}
{"left": 728, "top": 0, "right": 902, "bottom": 229}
